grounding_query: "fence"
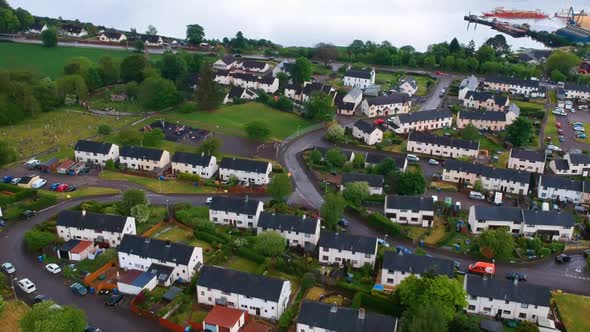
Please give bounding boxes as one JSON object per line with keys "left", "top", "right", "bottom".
{"left": 130, "top": 291, "right": 205, "bottom": 332}
{"left": 82, "top": 261, "right": 117, "bottom": 290}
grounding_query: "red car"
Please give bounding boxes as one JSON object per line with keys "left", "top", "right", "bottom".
{"left": 435, "top": 71, "right": 444, "bottom": 76}
{"left": 556, "top": 122, "right": 561, "bottom": 129}
{"left": 56, "top": 184, "right": 69, "bottom": 192}
{"left": 373, "top": 119, "right": 385, "bottom": 126}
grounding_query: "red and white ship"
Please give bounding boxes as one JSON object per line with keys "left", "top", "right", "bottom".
{"left": 483, "top": 7, "right": 548, "bottom": 19}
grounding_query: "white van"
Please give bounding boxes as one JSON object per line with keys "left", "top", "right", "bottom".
{"left": 406, "top": 154, "right": 420, "bottom": 162}
{"left": 469, "top": 191, "right": 485, "bottom": 200}
{"left": 541, "top": 202, "right": 550, "bottom": 211}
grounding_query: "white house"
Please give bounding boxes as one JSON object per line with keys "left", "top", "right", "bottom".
{"left": 119, "top": 146, "right": 170, "bottom": 173}
{"left": 463, "top": 91, "right": 509, "bottom": 112}
{"left": 341, "top": 173, "right": 384, "bottom": 195}
{"left": 219, "top": 157, "right": 272, "bottom": 185}
{"left": 256, "top": 76, "right": 279, "bottom": 93}
{"left": 384, "top": 195, "right": 434, "bottom": 228}
{"left": 563, "top": 83, "right": 590, "bottom": 101}
{"left": 318, "top": 231, "right": 378, "bottom": 268}
{"left": 549, "top": 153, "right": 590, "bottom": 176}
{"left": 117, "top": 234, "right": 203, "bottom": 285}
{"left": 240, "top": 60, "right": 270, "bottom": 73}
{"left": 208, "top": 196, "right": 264, "bottom": 229}
{"left": 272, "top": 60, "right": 294, "bottom": 77}
{"left": 507, "top": 149, "right": 545, "bottom": 174}
{"left": 396, "top": 76, "right": 418, "bottom": 96}
{"left": 213, "top": 55, "right": 238, "bottom": 71}
{"left": 336, "top": 87, "right": 363, "bottom": 115}
{"left": 465, "top": 275, "right": 551, "bottom": 323}
{"left": 456, "top": 110, "right": 509, "bottom": 131}
{"left": 352, "top": 119, "right": 383, "bottom": 146}
{"left": 344, "top": 68, "right": 375, "bottom": 89}
{"left": 364, "top": 153, "right": 408, "bottom": 172}
{"left": 197, "top": 265, "right": 291, "bottom": 320}
{"left": 223, "top": 86, "right": 258, "bottom": 104}
{"left": 388, "top": 109, "right": 452, "bottom": 134}
{"left": 380, "top": 252, "right": 455, "bottom": 288}
{"left": 28, "top": 23, "right": 48, "bottom": 34}
{"left": 257, "top": 212, "right": 321, "bottom": 248}
{"left": 537, "top": 175, "right": 588, "bottom": 204}
{"left": 484, "top": 76, "right": 545, "bottom": 98}
{"left": 443, "top": 160, "right": 530, "bottom": 195}
{"left": 407, "top": 131, "right": 479, "bottom": 159}
{"left": 297, "top": 301, "right": 398, "bottom": 332}
{"left": 61, "top": 24, "right": 87, "bottom": 38}
{"left": 360, "top": 92, "right": 411, "bottom": 118}
{"left": 141, "top": 35, "right": 164, "bottom": 46}
{"left": 98, "top": 31, "right": 127, "bottom": 42}
{"left": 171, "top": 152, "right": 218, "bottom": 179}
{"left": 74, "top": 140, "right": 120, "bottom": 166}
{"left": 458, "top": 75, "right": 480, "bottom": 100}
{"left": 56, "top": 210, "right": 136, "bottom": 247}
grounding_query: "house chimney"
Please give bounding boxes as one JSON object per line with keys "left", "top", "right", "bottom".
{"left": 245, "top": 195, "right": 249, "bottom": 202}
{"left": 358, "top": 308, "right": 366, "bottom": 320}
{"left": 330, "top": 303, "right": 337, "bottom": 313}
{"left": 302, "top": 214, "right": 306, "bottom": 220}
{"left": 165, "top": 240, "right": 172, "bottom": 247}
{"left": 144, "top": 238, "right": 151, "bottom": 244}
{"left": 82, "top": 209, "right": 86, "bottom": 216}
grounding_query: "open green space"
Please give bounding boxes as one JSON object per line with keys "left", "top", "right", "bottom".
{"left": 375, "top": 72, "right": 403, "bottom": 90}
{"left": 0, "top": 300, "right": 30, "bottom": 332}
{"left": 513, "top": 100, "right": 544, "bottom": 110}
{"left": 0, "top": 42, "right": 161, "bottom": 78}
{"left": 223, "top": 256, "right": 260, "bottom": 274}
{"left": 100, "top": 170, "right": 219, "bottom": 194}
{"left": 153, "top": 225, "right": 213, "bottom": 251}
{"left": 311, "top": 64, "right": 333, "bottom": 76}
{"left": 168, "top": 102, "right": 314, "bottom": 140}
{"left": 88, "top": 93, "right": 145, "bottom": 113}
{"left": 42, "top": 187, "right": 122, "bottom": 199}
{"left": 553, "top": 292, "right": 590, "bottom": 332}
{"left": 545, "top": 112, "right": 560, "bottom": 146}
{"left": 414, "top": 75, "right": 435, "bottom": 96}
{"left": 136, "top": 206, "right": 168, "bottom": 235}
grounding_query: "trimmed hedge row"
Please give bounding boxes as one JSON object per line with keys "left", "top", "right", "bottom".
{"left": 351, "top": 292, "right": 399, "bottom": 315}
{"left": 366, "top": 213, "right": 402, "bottom": 237}
{"left": 236, "top": 247, "right": 266, "bottom": 264}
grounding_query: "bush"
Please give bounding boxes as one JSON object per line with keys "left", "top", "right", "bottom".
{"left": 24, "top": 229, "right": 57, "bottom": 252}
{"left": 176, "top": 172, "right": 201, "bottom": 183}
{"left": 366, "top": 212, "right": 402, "bottom": 237}
{"left": 97, "top": 124, "right": 112, "bottom": 135}
{"left": 237, "top": 247, "right": 266, "bottom": 264}
{"left": 350, "top": 292, "right": 399, "bottom": 315}
{"left": 177, "top": 101, "right": 197, "bottom": 113}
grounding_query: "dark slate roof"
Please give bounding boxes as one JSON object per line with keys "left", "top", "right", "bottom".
{"left": 365, "top": 153, "right": 406, "bottom": 168}
{"left": 298, "top": 301, "right": 397, "bottom": 332}
{"left": 118, "top": 234, "right": 195, "bottom": 265}
{"left": 385, "top": 195, "right": 434, "bottom": 211}
{"left": 219, "top": 157, "right": 270, "bottom": 174}
{"left": 444, "top": 160, "right": 530, "bottom": 185}
{"left": 353, "top": 119, "right": 381, "bottom": 135}
{"left": 120, "top": 146, "right": 164, "bottom": 161}
{"left": 209, "top": 196, "right": 262, "bottom": 215}
{"left": 103, "top": 30, "right": 124, "bottom": 39}
{"left": 382, "top": 252, "right": 454, "bottom": 277}
{"left": 257, "top": 76, "right": 276, "bottom": 85}
{"left": 258, "top": 212, "right": 319, "bottom": 234}
{"left": 539, "top": 175, "right": 583, "bottom": 191}
{"left": 241, "top": 60, "right": 267, "bottom": 70}
{"left": 366, "top": 92, "right": 410, "bottom": 106}
{"left": 396, "top": 109, "right": 452, "bottom": 124}
{"left": 141, "top": 35, "right": 161, "bottom": 43}
{"left": 75, "top": 140, "right": 113, "bottom": 155}
{"left": 466, "top": 275, "right": 551, "bottom": 307}
{"left": 345, "top": 69, "right": 373, "bottom": 80}
{"left": 59, "top": 239, "right": 81, "bottom": 252}
{"left": 318, "top": 231, "right": 377, "bottom": 254}
{"left": 342, "top": 173, "right": 384, "bottom": 188}
{"left": 473, "top": 206, "right": 524, "bottom": 223}
{"left": 564, "top": 83, "right": 590, "bottom": 93}
{"left": 553, "top": 159, "right": 570, "bottom": 171}
{"left": 215, "top": 69, "right": 230, "bottom": 77}
{"left": 465, "top": 91, "right": 508, "bottom": 105}
{"left": 220, "top": 55, "right": 236, "bottom": 65}
{"left": 172, "top": 152, "right": 213, "bottom": 167}
{"left": 227, "top": 86, "right": 245, "bottom": 99}
{"left": 485, "top": 75, "right": 539, "bottom": 88}
{"left": 30, "top": 23, "right": 45, "bottom": 31}
{"left": 569, "top": 153, "right": 590, "bottom": 165}
{"left": 197, "top": 265, "right": 287, "bottom": 301}
{"left": 510, "top": 149, "right": 545, "bottom": 163}
{"left": 409, "top": 132, "right": 478, "bottom": 150}
{"left": 522, "top": 210, "right": 575, "bottom": 227}
{"left": 230, "top": 72, "right": 259, "bottom": 82}
{"left": 62, "top": 24, "right": 84, "bottom": 34}
{"left": 459, "top": 110, "right": 506, "bottom": 122}
{"left": 57, "top": 210, "right": 130, "bottom": 232}
{"left": 302, "top": 82, "right": 333, "bottom": 96}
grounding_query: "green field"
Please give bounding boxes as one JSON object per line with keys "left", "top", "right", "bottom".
{"left": 100, "top": 170, "right": 219, "bottom": 194}
{"left": 553, "top": 292, "right": 590, "bottom": 332}
{"left": 0, "top": 300, "right": 30, "bottom": 332}
{"left": 514, "top": 100, "right": 544, "bottom": 110}
{"left": 0, "top": 42, "right": 161, "bottom": 78}
{"left": 223, "top": 257, "right": 260, "bottom": 274}
{"left": 545, "top": 112, "right": 560, "bottom": 146}
{"left": 169, "top": 102, "right": 314, "bottom": 140}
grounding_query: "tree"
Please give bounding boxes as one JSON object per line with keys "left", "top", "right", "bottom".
{"left": 423, "top": 55, "right": 437, "bottom": 68}
{"left": 0, "top": 8, "right": 19, "bottom": 33}
{"left": 315, "top": 43, "right": 338, "bottom": 66}
{"left": 130, "top": 204, "right": 151, "bottom": 223}
{"left": 461, "top": 123, "right": 480, "bottom": 141}
{"left": 117, "top": 128, "right": 142, "bottom": 146}
{"left": 118, "top": 189, "right": 148, "bottom": 215}
{"left": 98, "top": 56, "right": 120, "bottom": 85}
{"left": 0, "top": 139, "right": 16, "bottom": 166}
{"left": 33, "top": 78, "right": 60, "bottom": 112}
{"left": 105, "top": 159, "right": 115, "bottom": 170}
{"left": 195, "top": 64, "right": 221, "bottom": 110}
{"left": 244, "top": 121, "right": 271, "bottom": 141}
{"left": 475, "top": 229, "right": 515, "bottom": 260}
{"left": 352, "top": 153, "right": 365, "bottom": 169}
{"left": 276, "top": 72, "right": 289, "bottom": 91}
{"left": 120, "top": 54, "right": 148, "bottom": 82}
{"left": 374, "top": 157, "right": 399, "bottom": 175}
{"left": 56, "top": 74, "right": 88, "bottom": 100}
{"left": 320, "top": 193, "right": 346, "bottom": 229}
{"left": 197, "top": 137, "right": 221, "bottom": 156}
{"left": 449, "top": 37, "right": 461, "bottom": 53}
{"left": 485, "top": 34, "right": 510, "bottom": 55}
{"left": 342, "top": 181, "right": 370, "bottom": 206}
{"left": 550, "top": 69, "right": 566, "bottom": 82}
{"left": 145, "top": 24, "right": 158, "bottom": 35}
{"left": 326, "top": 148, "right": 346, "bottom": 168}
{"left": 15, "top": 7, "right": 33, "bottom": 31}
{"left": 506, "top": 117, "right": 533, "bottom": 147}
{"left": 310, "top": 149, "right": 323, "bottom": 164}
{"left": 0, "top": 294, "right": 4, "bottom": 314}
{"left": 159, "top": 52, "right": 188, "bottom": 81}
{"left": 545, "top": 51, "right": 581, "bottom": 76}
{"left": 134, "top": 39, "right": 145, "bottom": 52}
{"left": 24, "top": 230, "right": 57, "bottom": 252}
{"left": 268, "top": 173, "right": 293, "bottom": 202}
{"left": 142, "top": 128, "right": 165, "bottom": 146}
{"left": 138, "top": 76, "right": 180, "bottom": 110}
{"left": 232, "top": 31, "right": 247, "bottom": 50}
{"left": 291, "top": 57, "right": 312, "bottom": 86}
{"left": 97, "top": 124, "right": 112, "bottom": 135}
{"left": 516, "top": 321, "right": 540, "bottom": 332}
{"left": 397, "top": 171, "right": 426, "bottom": 195}
{"left": 21, "top": 301, "right": 86, "bottom": 332}
{"left": 404, "top": 303, "right": 448, "bottom": 332}
{"left": 254, "top": 231, "right": 286, "bottom": 257}
{"left": 305, "top": 92, "right": 336, "bottom": 121}
{"left": 186, "top": 24, "right": 205, "bottom": 44}
{"left": 40, "top": 28, "right": 57, "bottom": 47}
{"left": 473, "top": 179, "right": 484, "bottom": 193}
{"left": 325, "top": 124, "right": 345, "bottom": 142}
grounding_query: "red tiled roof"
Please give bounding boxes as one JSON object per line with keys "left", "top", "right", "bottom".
{"left": 118, "top": 269, "right": 143, "bottom": 284}
{"left": 71, "top": 240, "right": 94, "bottom": 254}
{"left": 204, "top": 306, "right": 245, "bottom": 329}
{"left": 240, "top": 321, "right": 272, "bottom": 332}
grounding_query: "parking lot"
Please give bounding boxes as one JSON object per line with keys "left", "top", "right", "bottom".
{"left": 553, "top": 104, "right": 590, "bottom": 152}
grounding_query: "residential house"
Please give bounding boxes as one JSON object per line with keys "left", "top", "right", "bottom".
{"left": 202, "top": 306, "right": 247, "bottom": 332}
{"left": 312, "top": 146, "right": 355, "bottom": 163}
{"left": 98, "top": 31, "right": 127, "bottom": 42}
{"left": 214, "top": 70, "right": 232, "bottom": 85}
{"left": 335, "top": 87, "right": 363, "bottom": 115}
{"left": 284, "top": 82, "right": 335, "bottom": 103}
{"left": 222, "top": 72, "right": 278, "bottom": 93}
{"left": 213, "top": 55, "right": 238, "bottom": 71}
{"left": 563, "top": 83, "right": 590, "bottom": 101}
{"left": 57, "top": 239, "right": 97, "bottom": 261}
{"left": 484, "top": 76, "right": 545, "bottom": 98}
{"left": 318, "top": 231, "right": 378, "bottom": 268}
{"left": 60, "top": 24, "right": 87, "bottom": 38}
{"left": 363, "top": 84, "right": 381, "bottom": 97}
{"left": 240, "top": 60, "right": 270, "bottom": 73}
{"left": 507, "top": 149, "right": 545, "bottom": 174}
{"left": 364, "top": 152, "right": 408, "bottom": 172}
{"left": 384, "top": 195, "right": 434, "bottom": 228}
{"left": 458, "top": 75, "right": 480, "bottom": 100}
{"left": 74, "top": 140, "right": 120, "bottom": 166}
{"left": 208, "top": 196, "right": 264, "bottom": 229}
{"left": 537, "top": 175, "right": 589, "bottom": 204}
{"left": 388, "top": 109, "right": 452, "bottom": 134}
{"left": 442, "top": 160, "right": 531, "bottom": 195}
{"left": 117, "top": 234, "right": 204, "bottom": 285}
{"left": 219, "top": 157, "right": 272, "bottom": 185}
{"left": 28, "top": 23, "right": 48, "bottom": 34}
{"left": 56, "top": 209, "right": 136, "bottom": 247}
{"left": 463, "top": 91, "right": 509, "bottom": 112}
{"left": 297, "top": 301, "right": 398, "bottom": 332}
{"left": 522, "top": 210, "right": 575, "bottom": 240}
{"left": 119, "top": 146, "right": 170, "bottom": 173}
{"left": 468, "top": 205, "right": 526, "bottom": 235}
{"left": 344, "top": 68, "right": 375, "bottom": 89}
{"left": 549, "top": 153, "right": 590, "bottom": 176}
{"left": 341, "top": 173, "right": 384, "bottom": 195}
{"left": 256, "top": 76, "right": 279, "bottom": 93}
{"left": 230, "top": 72, "right": 260, "bottom": 90}
{"left": 517, "top": 49, "right": 551, "bottom": 65}
{"left": 407, "top": 131, "right": 479, "bottom": 159}
{"left": 380, "top": 252, "right": 455, "bottom": 287}
{"left": 141, "top": 35, "right": 164, "bottom": 46}
{"left": 465, "top": 275, "right": 551, "bottom": 322}
{"left": 272, "top": 60, "right": 294, "bottom": 77}
{"left": 223, "top": 86, "right": 258, "bottom": 104}
{"left": 360, "top": 92, "right": 411, "bottom": 117}
{"left": 171, "top": 152, "right": 218, "bottom": 179}
{"left": 257, "top": 212, "right": 321, "bottom": 248}
{"left": 396, "top": 76, "right": 418, "bottom": 96}
{"left": 456, "top": 110, "right": 508, "bottom": 131}
{"left": 196, "top": 265, "right": 291, "bottom": 320}
{"left": 352, "top": 120, "right": 383, "bottom": 146}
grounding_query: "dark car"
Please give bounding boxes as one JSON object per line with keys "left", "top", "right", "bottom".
{"left": 33, "top": 294, "right": 50, "bottom": 303}
{"left": 338, "top": 218, "right": 349, "bottom": 227}
{"left": 505, "top": 272, "right": 527, "bottom": 282}
{"left": 20, "top": 210, "right": 36, "bottom": 220}
{"left": 85, "top": 325, "right": 101, "bottom": 332}
{"left": 49, "top": 183, "right": 61, "bottom": 191}
{"left": 2, "top": 175, "right": 14, "bottom": 184}
{"left": 65, "top": 185, "right": 77, "bottom": 192}
{"left": 556, "top": 254, "right": 571, "bottom": 264}
{"left": 105, "top": 294, "right": 123, "bottom": 306}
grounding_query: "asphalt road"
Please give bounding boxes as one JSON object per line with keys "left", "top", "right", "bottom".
{"left": 419, "top": 74, "right": 456, "bottom": 111}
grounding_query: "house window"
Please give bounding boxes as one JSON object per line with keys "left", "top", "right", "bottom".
{"left": 503, "top": 310, "right": 511, "bottom": 315}
{"left": 468, "top": 305, "right": 475, "bottom": 310}
{"left": 519, "top": 313, "right": 527, "bottom": 319}
{"left": 520, "top": 303, "right": 529, "bottom": 309}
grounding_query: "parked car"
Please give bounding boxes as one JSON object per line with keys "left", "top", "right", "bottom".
{"left": 105, "top": 294, "right": 124, "bottom": 306}
{"left": 559, "top": 136, "right": 566, "bottom": 142}
{"left": 575, "top": 205, "right": 588, "bottom": 213}
{"left": 505, "top": 272, "right": 527, "bottom": 282}
{"left": 406, "top": 154, "right": 419, "bottom": 162}
{"left": 377, "top": 238, "right": 390, "bottom": 248}
{"left": 555, "top": 122, "right": 561, "bottom": 129}
{"left": 338, "top": 218, "right": 350, "bottom": 227}
{"left": 98, "top": 289, "right": 111, "bottom": 296}
{"left": 17, "top": 278, "right": 37, "bottom": 294}
{"left": 33, "top": 294, "right": 50, "bottom": 303}
{"left": 530, "top": 201, "right": 539, "bottom": 211}
{"left": 49, "top": 183, "right": 61, "bottom": 191}
{"left": 65, "top": 185, "right": 77, "bottom": 192}
{"left": 1, "top": 262, "right": 15, "bottom": 274}
{"left": 428, "top": 159, "right": 439, "bottom": 165}
{"left": 70, "top": 282, "right": 88, "bottom": 296}
{"left": 552, "top": 108, "right": 566, "bottom": 116}
{"left": 468, "top": 262, "right": 496, "bottom": 275}
{"left": 45, "top": 263, "right": 61, "bottom": 274}
{"left": 565, "top": 100, "right": 573, "bottom": 109}
{"left": 396, "top": 245, "right": 412, "bottom": 255}
{"left": 577, "top": 133, "right": 587, "bottom": 139}
{"left": 579, "top": 105, "right": 589, "bottom": 110}
{"left": 573, "top": 122, "right": 583, "bottom": 127}
{"left": 1, "top": 175, "right": 14, "bottom": 184}
{"left": 558, "top": 129, "right": 564, "bottom": 135}
{"left": 469, "top": 191, "right": 485, "bottom": 200}
{"left": 573, "top": 125, "right": 585, "bottom": 131}
{"left": 24, "top": 159, "right": 40, "bottom": 169}
{"left": 205, "top": 197, "right": 213, "bottom": 205}
{"left": 31, "top": 178, "right": 47, "bottom": 189}
{"left": 555, "top": 254, "right": 571, "bottom": 264}
{"left": 20, "top": 210, "right": 36, "bottom": 220}
{"left": 85, "top": 325, "right": 102, "bottom": 332}
{"left": 547, "top": 145, "right": 562, "bottom": 152}
{"left": 56, "top": 184, "right": 69, "bottom": 192}
{"left": 10, "top": 177, "right": 21, "bottom": 185}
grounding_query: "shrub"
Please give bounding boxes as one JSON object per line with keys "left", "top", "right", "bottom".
{"left": 366, "top": 212, "right": 402, "bottom": 236}
{"left": 177, "top": 101, "right": 197, "bottom": 113}
{"left": 97, "top": 124, "right": 112, "bottom": 135}
{"left": 237, "top": 247, "right": 266, "bottom": 264}
{"left": 176, "top": 172, "right": 201, "bottom": 183}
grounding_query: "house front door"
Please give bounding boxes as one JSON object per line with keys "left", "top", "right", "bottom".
{"left": 256, "top": 307, "right": 261, "bottom": 316}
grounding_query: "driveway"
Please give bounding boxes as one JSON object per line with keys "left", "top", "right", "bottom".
{"left": 559, "top": 111, "right": 590, "bottom": 152}
{"left": 419, "top": 74, "right": 455, "bottom": 111}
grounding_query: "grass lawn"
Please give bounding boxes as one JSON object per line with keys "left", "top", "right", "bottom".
{"left": 575, "top": 123, "right": 590, "bottom": 144}
{"left": 553, "top": 292, "right": 590, "bottom": 332}
{"left": 89, "top": 94, "right": 145, "bottom": 113}
{"left": 414, "top": 76, "right": 435, "bottom": 97}
{"left": 423, "top": 219, "right": 447, "bottom": 245}
{"left": 514, "top": 101, "right": 544, "bottom": 110}
{"left": 267, "top": 270, "right": 301, "bottom": 297}
{"left": 137, "top": 206, "right": 168, "bottom": 235}
{"left": 429, "top": 181, "right": 458, "bottom": 191}
{"left": 100, "top": 170, "right": 219, "bottom": 194}
{"left": 42, "top": 187, "right": 121, "bottom": 199}
{"left": 545, "top": 112, "right": 560, "bottom": 146}
{"left": 549, "top": 90, "right": 557, "bottom": 104}
{"left": 305, "top": 287, "right": 326, "bottom": 301}
{"left": 223, "top": 257, "right": 260, "bottom": 274}
{"left": 491, "top": 151, "right": 509, "bottom": 168}
{"left": 375, "top": 72, "right": 403, "bottom": 90}
{"left": 0, "top": 300, "right": 30, "bottom": 332}
{"left": 479, "top": 135, "right": 504, "bottom": 154}
{"left": 311, "top": 64, "right": 333, "bottom": 75}
{"left": 168, "top": 102, "right": 314, "bottom": 140}
{"left": 0, "top": 42, "right": 161, "bottom": 78}
{"left": 153, "top": 225, "right": 213, "bottom": 251}
{"left": 401, "top": 225, "right": 428, "bottom": 240}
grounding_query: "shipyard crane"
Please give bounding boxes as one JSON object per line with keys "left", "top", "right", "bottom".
{"left": 566, "top": 6, "right": 585, "bottom": 26}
